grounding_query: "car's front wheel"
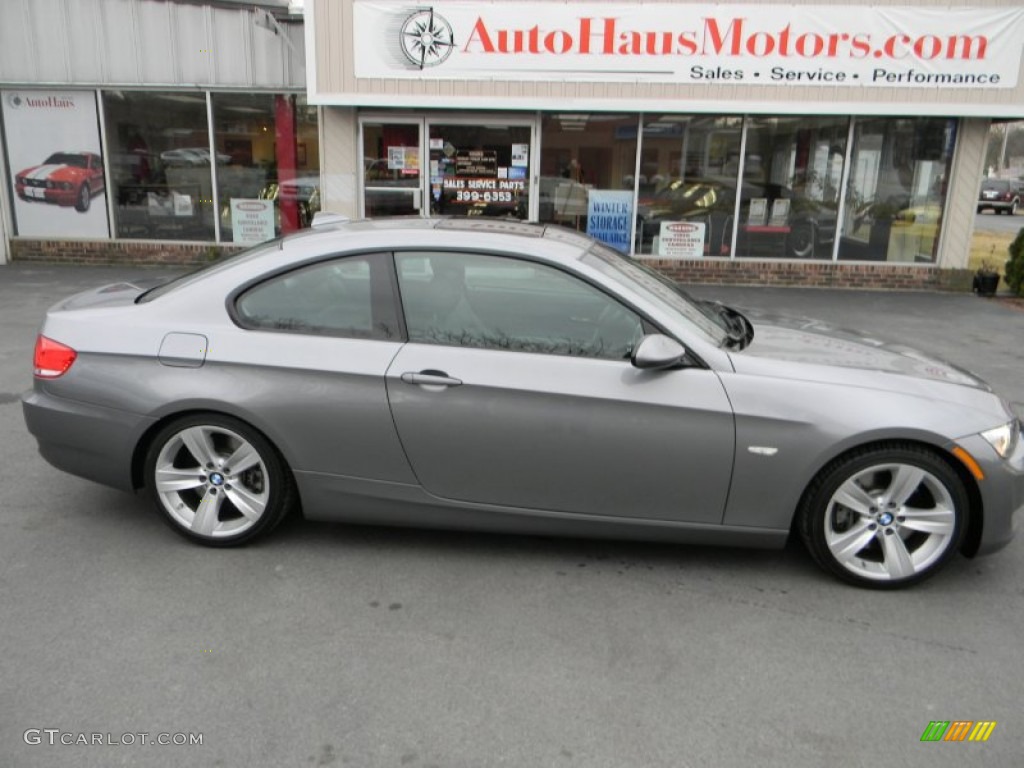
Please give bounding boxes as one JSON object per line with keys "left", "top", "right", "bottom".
{"left": 75, "top": 183, "right": 91, "bottom": 212}
{"left": 798, "top": 444, "right": 967, "bottom": 588}
{"left": 144, "top": 414, "right": 295, "bottom": 546}
{"left": 788, "top": 221, "right": 816, "bottom": 259}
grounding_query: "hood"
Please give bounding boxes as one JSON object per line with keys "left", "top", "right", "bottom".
{"left": 733, "top": 308, "right": 989, "bottom": 391}
{"left": 18, "top": 163, "right": 57, "bottom": 179}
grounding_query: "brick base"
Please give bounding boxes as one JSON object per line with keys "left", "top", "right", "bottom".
{"left": 9, "top": 238, "right": 244, "bottom": 267}
{"left": 9, "top": 238, "right": 975, "bottom": 291}
{"left": 639, "top": 258, "right": 974, "bottom": 291}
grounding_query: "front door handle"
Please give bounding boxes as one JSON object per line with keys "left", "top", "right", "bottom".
{"left": 400, "top": 370, "right": 463, "bottom": 387}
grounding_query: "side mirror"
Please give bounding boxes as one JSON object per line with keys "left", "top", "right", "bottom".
{"left": 631, "top": 334, "right": 687, "bottom": 370}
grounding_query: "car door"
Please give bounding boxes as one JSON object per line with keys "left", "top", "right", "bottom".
{"left": 230, "top": 251, "right": 413, "bottom": 482}
{"left": 386, "top": 250, "right": 735, "bottom": 524}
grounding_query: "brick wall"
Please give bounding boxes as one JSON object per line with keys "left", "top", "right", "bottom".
{"left": 9, "top": 238, "right": 975, "bottom": 291}
{"left": 644, "top": 258, "right": 975, "bottom": 291}
{"left": 9, "top": 239, "right": 244, "bottom": 267}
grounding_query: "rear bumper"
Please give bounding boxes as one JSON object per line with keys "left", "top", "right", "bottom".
{"left": 976, "top": 200, "right": 1016, "bottom": 212}
{"left": 22, "top": 388, "right": 155, "bottom": 492}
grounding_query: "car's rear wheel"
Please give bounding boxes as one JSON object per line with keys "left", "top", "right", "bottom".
{"left": 798, "top": 445, "right": 966, "bottom": 589}
{"left": 75, "top": 183, "right": 90, "bottom": 212}
{"left": 145, "top": 414, "right": 294, "bottom": 546}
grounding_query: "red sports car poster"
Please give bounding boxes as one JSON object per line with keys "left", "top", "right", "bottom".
{"left": 2, "top": 90, "right": 109, "bottom": 238}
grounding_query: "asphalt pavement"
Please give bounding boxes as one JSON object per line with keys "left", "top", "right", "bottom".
{"left": 974, "top": 210, "right": 1024, "bottom": 236}
{"left": 1, "top": 263, "right": 1022, "bottom": 768}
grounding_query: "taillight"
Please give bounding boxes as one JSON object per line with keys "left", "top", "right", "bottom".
{"left": 34, "top": 335, "right": 77, "bottom": 378}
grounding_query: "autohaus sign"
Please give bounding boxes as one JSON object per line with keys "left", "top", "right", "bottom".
{"left": 353, "top": 2, "right": 1024, "bottom": 88}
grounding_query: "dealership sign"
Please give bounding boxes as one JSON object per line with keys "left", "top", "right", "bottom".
{"left": 353, "top": 2, "right": 1024, "bottom": 88}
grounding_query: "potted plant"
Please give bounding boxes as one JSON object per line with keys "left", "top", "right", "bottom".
{"left": 973, "top": 260, "right": 1001, "bottom": 297}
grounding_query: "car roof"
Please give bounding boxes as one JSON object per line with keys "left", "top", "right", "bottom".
{"left": 283, "top": 216, "right": 597, "bottom": 263}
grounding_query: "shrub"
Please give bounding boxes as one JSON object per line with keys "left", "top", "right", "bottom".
{"left": 1006, "top": 227, "right": 1024, "bottom": 296}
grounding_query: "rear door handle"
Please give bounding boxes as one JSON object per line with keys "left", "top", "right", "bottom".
{"left": 400, "top": 370, "right": 463, "bottom": 387}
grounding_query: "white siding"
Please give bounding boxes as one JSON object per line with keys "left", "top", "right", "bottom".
{"left": 0, "top": 0, "right": 304, "bottom": 89}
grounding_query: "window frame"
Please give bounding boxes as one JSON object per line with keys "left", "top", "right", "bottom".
{"left": 228, "top": 250, "right": 402, "bottom": 341}
{"left": 391, "top": 247, "right": 662, "bottom": 361}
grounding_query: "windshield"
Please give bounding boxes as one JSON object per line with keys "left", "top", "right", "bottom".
{"left": 581, "top": 243, "right": 730, "bottom": 345}
{"left": 45, "top": 152, "right": 89, "bottom": 168}
{"left": 137, "top": 240, "right": 283, "bottom": 303}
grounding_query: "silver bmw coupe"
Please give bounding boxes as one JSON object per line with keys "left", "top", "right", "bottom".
{"left": 22, "top": 218, "right": 1022, "bottom": 588}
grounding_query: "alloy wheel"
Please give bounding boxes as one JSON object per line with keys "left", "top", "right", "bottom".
{"left": 152, "top": 423, "right": 271, "bottom": 539}
{"left": 822, "top": 462, "right": 957, "bottom": 583}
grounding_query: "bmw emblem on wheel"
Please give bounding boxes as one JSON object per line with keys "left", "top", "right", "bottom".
{"left": 400, "top": 8, "right": 455, "bottom": 69}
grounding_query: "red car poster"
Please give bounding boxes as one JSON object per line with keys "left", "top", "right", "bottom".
{"left": 2, "top": 90, "right": 109, "bottom": 238}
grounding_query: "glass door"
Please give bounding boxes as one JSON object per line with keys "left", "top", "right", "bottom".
{"left": 360, "top": 120, "right": 423, "bottom": 216}
{"left": 426, "top": 120, "right": 533, "bottom": 219}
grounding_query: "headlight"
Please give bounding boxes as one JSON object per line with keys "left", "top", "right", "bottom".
{"left": 981, "top": 420, "right": 1020, "bottom": 459}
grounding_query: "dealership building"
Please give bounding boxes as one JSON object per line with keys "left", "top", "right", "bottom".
{"left": 2, "top": 0, "right": 1024, "bottom": 289}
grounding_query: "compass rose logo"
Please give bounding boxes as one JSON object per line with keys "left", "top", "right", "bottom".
{"left": 399, "top": 8, "right": 455, "bottom": 69}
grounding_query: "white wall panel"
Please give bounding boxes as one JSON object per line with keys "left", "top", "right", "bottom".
{"left": 99, "top": 0, "right": 140, "bottom": 84}
{"left": 138, "top": 1, "right": 175, "bottom": 84}
{"left": 941, "top": 119, "right": 990, "bottom": 270}
{"left": 175, "top": 4, "right": 215, "bottom": 85}
{"left": 212, "top": 10, "right": 250, "bottom": 85}
{"left": 67, "top": 0, "right": 107, "bottom": 83}
{"left": 0, "top": 0, "right": 304, "bottom": 89}
{"left": 25, "top": 0, "right": 71, "bottom": 84}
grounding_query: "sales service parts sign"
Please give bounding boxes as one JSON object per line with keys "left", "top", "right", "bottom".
{"left": 354, "top": 2, "right": 1024, "bottom": 89}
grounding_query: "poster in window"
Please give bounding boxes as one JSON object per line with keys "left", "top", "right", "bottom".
{"left": 2, "top": 90, "right": 109, "bottom": 238}
{"left": 658, "top": 221, "right": 706, "bottom": 259}
{"left": 387, "top": 146, "right": 405, "bottom": 170}
{"left": 230, "top": 199, "right": 275, "bottom": 244}
{"left": 586, "top": 190, "right": 632, "bottom": 253}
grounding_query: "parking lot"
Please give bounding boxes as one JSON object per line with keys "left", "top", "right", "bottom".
{"left": 2, "top": 263, "right": 1023, "bottom": 767}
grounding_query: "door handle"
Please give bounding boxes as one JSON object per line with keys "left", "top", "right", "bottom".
{"left": 400, "top": 370, "right": 463, "bottom": 387}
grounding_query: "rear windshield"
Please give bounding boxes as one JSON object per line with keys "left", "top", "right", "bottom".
{"left": 982, "top": 180, "right": 1010, "bottom": 192}
{"left": 136, "top": 240, "right": 282, "bottom": 303}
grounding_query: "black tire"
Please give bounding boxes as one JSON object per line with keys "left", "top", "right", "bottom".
{"left": 798, "top": 444, "right": 967, "bottom": 589}
{"left": 144, "top": 413, "right": 295, "bottom": 547}
{"left": 75, "top": 184, "right": 90, "bottom": 212}
{"left": 788, "top": 221, "right": 815, "bottom": 259}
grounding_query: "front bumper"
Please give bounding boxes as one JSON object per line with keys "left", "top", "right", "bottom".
{"left": 22, "top": 388, "right": 155, "bottom": 492}
{"left": 954, "top": 433, "right": 1024, "bottom": 556}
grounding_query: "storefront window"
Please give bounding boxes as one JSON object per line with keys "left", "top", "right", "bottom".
{"left": 213, "top": 93, "right": 320, "bottom": 243}
{"left": 736, "top": 116, "right": 849, "bottom": 260}
{"left": 103, "top": 91, "right": 215, "bottom": 240}
{"left": 538, "top": 114, "right": 638, "bottom": 253}
{"left": 635, "top": 115, "right": 741, "bottom": 257}
{"left": 839, "top": 118, "right": 954, "bottom": 263}
{"left": 428, "top": 123, "right": 531, "bottom": 220}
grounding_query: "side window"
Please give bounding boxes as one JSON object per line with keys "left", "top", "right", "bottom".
{"left": 395, "top": 251, "right": 644, "bottom": 360}
{"left": 236, "top": 252, "right": 399, "bottom": 339}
